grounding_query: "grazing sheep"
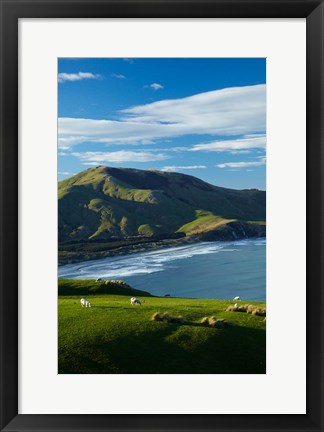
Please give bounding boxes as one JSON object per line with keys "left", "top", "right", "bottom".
{"left": 233, "top": 296, "right": 241, "bottom": 301}
{"left": 80, "top": 298, "right": 91, "bottom": 308}
{"left": 96, "top": 278, "right": 102, "bottom": 282}
{"left": 130, "top": 297, "right": 141, "bottom": 306}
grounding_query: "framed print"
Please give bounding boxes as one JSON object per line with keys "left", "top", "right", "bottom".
{"left": 1, "top": 0, "right": 323, "bottom": 431}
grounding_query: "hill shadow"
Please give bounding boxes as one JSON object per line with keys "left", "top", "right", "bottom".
{"left": 59, "top": 324, "right": 266, "bottom": 374}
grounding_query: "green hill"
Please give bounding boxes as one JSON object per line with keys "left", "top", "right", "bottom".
{"left": 58, "top": 166, "right": 265, "bottom": 242}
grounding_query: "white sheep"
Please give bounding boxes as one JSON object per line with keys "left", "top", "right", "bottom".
{"left": 130, "top": 297, "right": 141, "bottom": 306}
{"left": 80, "top": 298, "right": 91, "bottom": 308}
{"left": 233, "top": 296, "right": 241, "bottom": 301}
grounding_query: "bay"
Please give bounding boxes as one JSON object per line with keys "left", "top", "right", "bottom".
{"left": 58, "top": 238, "right": 266, "bottom": 301}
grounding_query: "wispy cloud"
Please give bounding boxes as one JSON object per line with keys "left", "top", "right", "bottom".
{"left": 58, "top": 72, "right": 102, "bottom": 83}
{"left": 229, "top": 150, "right": 252, "bottom": 155}
{"left": 58, "top": 84, "right": 265, "bottom": 148}
{"left": 217, "top": 156, "right": 266, "bottom": 169}
{"left": 123, "top": 58, "right": 134, "bottom": 64}
{"left": 144, "top": 83, "right": 164, "bottom": 90}
{"left": 72, "top": 151, "right": 169, "bottom": 164}
{"left": 190, "top": 135, "right": 266, "bottom": 153}
{"left": 161, "top": 165, "right": 207, "bottom": 172}
{"left": 58, "top": 171, "right": 74, "bottom": 176}
{"left": 111, "top": 73, "right": 126, "bottom": 79}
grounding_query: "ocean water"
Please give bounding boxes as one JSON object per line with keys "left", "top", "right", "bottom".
{"left": 58, "top": 238, "right": 266, "bottom": 301}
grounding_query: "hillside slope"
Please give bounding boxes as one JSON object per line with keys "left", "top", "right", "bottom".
{"left": 59, "top": 279, "right": 266, "bottom": 374}
{"left": 58, "top": 166, "right": 266, "bottom": 242}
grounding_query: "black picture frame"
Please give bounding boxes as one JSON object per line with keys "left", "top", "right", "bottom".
{"left": 1, "top": 1, "right": 323, "bottom": 431}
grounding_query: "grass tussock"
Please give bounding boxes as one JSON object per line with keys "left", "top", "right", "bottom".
{"left": 200, "top": 316, "right": 231, "bottom": 328}
{"left": 104, "top": 279, "right": 128, "bottom": 286}
{"left": 200, "top": 316, "right": 210, "bottom": 326}
{"left": 151, "top": 312, "right": 185, "bottom": 324}
{"left": 226, "top": 304, "right": 266, "bottom": 316}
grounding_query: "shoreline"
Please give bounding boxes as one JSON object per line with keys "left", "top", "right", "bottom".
{"left": 58, "top": 235, "right": 197, "bottom": 266}
{"left": 58, "top": 233, "right": 266, "bottom": 267}
{"left": 59, "top": 220, "right": 266, "bottom": 266}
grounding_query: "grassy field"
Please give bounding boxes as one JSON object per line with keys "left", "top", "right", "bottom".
{"left": 58, "top": 279, "right": 266, "bottom": 374}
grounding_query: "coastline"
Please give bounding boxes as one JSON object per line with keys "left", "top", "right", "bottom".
{"left": 58, "top": 220, "right": 266, "bottom": 266}
{"left": 58, "top": 235, "right": 197, "bottom": 266}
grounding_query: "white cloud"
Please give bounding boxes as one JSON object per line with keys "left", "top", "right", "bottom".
{"left": 161, "top": 165, "right": 207, "bottom": 172}
{"left": 217, "top": 157, "right": 266, "bottom": 169}
{"left": 123, "top": 58, "right": 134, "bottom": 64}
{"left": 122, "top": 84, "right": 265, "bottom": 128}
{"left": 58, "top": 72, "right": 102, "bottom": 83}
{"left": 72, "top": 151, "right": 169, "bottom": 164}
{"left": 146, "top": 83, "right": 164, "bottom": 90}
{"left": 191, "top": 135, "right": 266, "bottom": 152}
{"left": 58, "top": 84, "right": 265, "bottom": 148}
{"left": 111, "top": 73, "right": 126, "bottom": 79}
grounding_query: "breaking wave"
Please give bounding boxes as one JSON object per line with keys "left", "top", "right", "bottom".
{"left": 58, "top": 239, "right": 263, "bottom": 281}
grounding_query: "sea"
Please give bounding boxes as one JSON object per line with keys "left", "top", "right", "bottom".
{"left": 58, "top": 238, "right": 266, "bottom": 301}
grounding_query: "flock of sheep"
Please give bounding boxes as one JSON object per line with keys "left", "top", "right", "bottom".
{"left": 80, "top": 296, "right": 142, "bottom": 308}
{"left": 79, "top": 292, "right": 265, "bottom": 327}
{"left": 80, "top": 278, "right": 144, "bottom": 308}
{"left": 80, "top": 295, "right": 242, "bottom": 310}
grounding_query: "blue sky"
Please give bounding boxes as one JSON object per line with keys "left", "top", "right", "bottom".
{"left": 58, "top": 58, "right": 266, "bottom": 190}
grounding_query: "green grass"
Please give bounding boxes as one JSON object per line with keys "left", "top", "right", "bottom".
{"left": 177, "top": 210, "right": 233, "bottom": 235}
{"left": 58, "top": 278, "right": 153, "bottom": 297}
{"left": 248, "top": 220, "right": 267, "bottom": 226}
{"left": 58, "top": 279, "right": 266, "bottom": 374}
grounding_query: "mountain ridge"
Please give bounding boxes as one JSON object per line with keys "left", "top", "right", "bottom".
{"left": 58, "top": 166, "right": 266, "bottom": 243}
